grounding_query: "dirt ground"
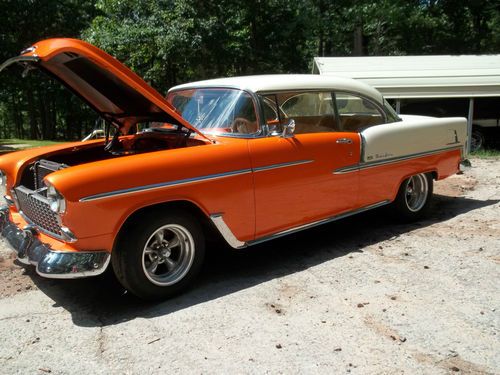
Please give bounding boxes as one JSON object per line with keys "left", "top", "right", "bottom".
{"left": 0, "top": 157, "right": 498, "bottom": 374}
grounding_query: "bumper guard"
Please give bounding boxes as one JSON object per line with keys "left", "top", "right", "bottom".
{"left": 459, "top": 159, "right": 472, "bottom": 172}
{"left": 0, "top": 206, "right": 110, "bottom": 279}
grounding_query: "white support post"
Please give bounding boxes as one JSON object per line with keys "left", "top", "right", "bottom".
{"left": 467, "top": 98, "right": 474, "bottom": 154}
{"left": 395, "top": 99, "right": 401, "bottom": 114}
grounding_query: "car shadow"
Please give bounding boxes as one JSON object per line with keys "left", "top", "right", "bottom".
{"left": 24, "top": 194, "right": 499, "bottom": 327}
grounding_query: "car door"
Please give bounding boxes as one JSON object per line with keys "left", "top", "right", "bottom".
{"left": 249, "top": 91, "right": 360, "bottom": 239}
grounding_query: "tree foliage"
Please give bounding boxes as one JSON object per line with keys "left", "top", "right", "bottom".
{"left": 0, "top": 0, "right": 498, "bottom": 140}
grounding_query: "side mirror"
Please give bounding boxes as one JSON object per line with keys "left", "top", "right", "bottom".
{"left": 281, "top": 119, "right": 295, "bottom": 138}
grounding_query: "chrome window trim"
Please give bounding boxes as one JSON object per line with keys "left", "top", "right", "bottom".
{"left": 207, "top": 130, "right": 265, "bottom": 139}
{"left": 333, "top": 145, "right": 463, "bottom": 174}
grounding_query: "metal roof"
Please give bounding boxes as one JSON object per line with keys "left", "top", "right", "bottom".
{"left": 169, "top": 74, "right": 384, "bottom": 103}
{"left": 313, "top": 55, "right": 500, "bottom": 99}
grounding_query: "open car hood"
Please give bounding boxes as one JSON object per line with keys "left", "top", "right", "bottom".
{"left": 0, "top": 38, "right": 210, "bottom": 139}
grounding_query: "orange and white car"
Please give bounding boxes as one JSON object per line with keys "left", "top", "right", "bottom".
{"left": 0, "top": 39, "right": 468, "bottom": 300}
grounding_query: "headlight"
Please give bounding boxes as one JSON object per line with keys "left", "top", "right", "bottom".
{"left": 46, "top": 184, "right": 66, "bottom": 214}
{"left": 0, "top": 170, "right": 6, "bottom": 187}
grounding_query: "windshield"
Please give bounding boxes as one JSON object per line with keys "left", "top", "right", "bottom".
{"left": 167, "top": 88, "right": 260, "bottom": 135}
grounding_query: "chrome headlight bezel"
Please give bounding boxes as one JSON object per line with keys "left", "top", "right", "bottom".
{"left": 46, "top": 183, "right": 66, "bottom": 214}
{"left": 0, "top": 170, "right": 6, "bottom": 187}
{"left": 0, "top": 170, "right": 7, "bottom": 202}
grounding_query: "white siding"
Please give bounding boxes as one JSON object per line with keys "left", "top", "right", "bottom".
{"left": 313, "top": 55, "right": 500, "bottom": 98}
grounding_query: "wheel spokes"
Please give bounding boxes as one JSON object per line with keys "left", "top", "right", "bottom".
{"left": 147, "top": 259, "right": 159, "bottom": 273}
{"left": 141, "top": 224, "right": 196, "bottom": 286}
{"left": 164, "top": 257, "right": 176, "bottom": 271}
{"left": 144, "top": 246, "right": 156, "bottom": 255}
{"left": 404, "top": 174, "right": 428, "bottom": 212}
{"left": 154, "top": 230, "right": 164, "bottom": 244}
{"left": 168, "top": 235, "right": 181, "bottom": 249}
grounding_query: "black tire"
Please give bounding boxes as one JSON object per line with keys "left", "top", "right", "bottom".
{"left": 391, "top": 173, "right": 433, "bottom": 222}
{"left": 112, "top": 210, "right": 205, "bottom": 300}
{"left": 470, "top": 128, "right": 485, "bottom": 152}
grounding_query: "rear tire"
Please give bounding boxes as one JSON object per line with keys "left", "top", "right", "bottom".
{"left": 470, "top": 128, "right": 485, "bottom": 152}
{"left": 392, "top": 173, "right": 433, "bottom": 222}
{"left": 112, "top": 210, "right": 205, "bottom": 300}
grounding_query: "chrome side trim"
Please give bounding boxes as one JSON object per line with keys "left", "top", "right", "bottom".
{"left": 333, "top": 145, "right": 463, "bottom": 174}
{"left": 80, "top": 160, "right": 314, "bottom": 202}
{"left": 253, "top": 159, "right": 314, "bottom": 172}
{"left": 212, "top": 200, "right": 390, "bottom": 249}
{"left": 247, "top": 200, "right": 390, "bottom": 246}
{"left": 333, "top": 165, "right": 360, "bottom": 174}
{"left": 80, "top": 168, "right": 253, "bottom": 202}
{"left": 209, "top": 214, "right": 247, "bottom": 249}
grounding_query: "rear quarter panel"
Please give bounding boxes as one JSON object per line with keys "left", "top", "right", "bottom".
{"left": 357, "top": 116, "right": 466, "bottom": 207}
{"left": 361, "top": 116, "right": 467, "bottom": 163}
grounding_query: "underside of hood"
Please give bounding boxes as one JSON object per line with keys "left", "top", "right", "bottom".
{"left": 0, "top": 39, "right": 208, "bottom": 139}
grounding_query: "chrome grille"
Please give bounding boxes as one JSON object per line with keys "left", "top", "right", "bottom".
{"left": 34, "top": 160, "right": 68, "bottom": 189}
{"left": 14, "top": 186, "right": 63, "bottom": 238}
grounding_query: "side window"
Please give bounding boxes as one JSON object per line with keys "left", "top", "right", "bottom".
{"left": 260, "top": 92, "right": 338, "bottom": 134}
{"left": 336, "top": 93, "right": 384, "bottom": 132}
{"left": 281, "top": 92, "right": 334, "bottom": 117}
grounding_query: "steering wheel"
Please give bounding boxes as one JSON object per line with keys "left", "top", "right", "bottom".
{"left": 232, "top": 117, "right": 258, "bottom": 134}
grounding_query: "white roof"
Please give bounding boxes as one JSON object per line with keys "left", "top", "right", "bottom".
{"left": 169, "top": 74, "right": 384, "bottom": 104}
{"left": 313, "top": 55, "right": 500, "bottom": 99}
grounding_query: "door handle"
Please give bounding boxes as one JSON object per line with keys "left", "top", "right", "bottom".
{"left": 336, "top": 138, "right": 353, "bottom": 144}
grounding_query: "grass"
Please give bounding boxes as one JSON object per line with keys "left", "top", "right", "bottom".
{"left": 470, "top": 147, "right": 500, "bottom": 158}
{"left": 0, "top": 138, "right": 64, "bottom": 148}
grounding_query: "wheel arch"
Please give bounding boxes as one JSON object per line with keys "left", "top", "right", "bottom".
{"left": 113, "top": 200, "right": 221, "bottom": 252}
{"left": 391, "top": 170, "right": 437, "bottom": 202}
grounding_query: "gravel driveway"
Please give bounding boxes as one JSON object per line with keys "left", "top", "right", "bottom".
{"left": 0, "top": 157, "right": 499, "bottom": 374}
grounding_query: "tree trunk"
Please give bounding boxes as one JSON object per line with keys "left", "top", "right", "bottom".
{"left": 353, "top": 26, "right": 364, "bottom": 56}
{"left": 26, "top": 87, "right": 39, "bottom": 140}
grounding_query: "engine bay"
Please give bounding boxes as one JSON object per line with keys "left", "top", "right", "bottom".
{"left": 18, "top": 130, "right": 208, "bottom": 190}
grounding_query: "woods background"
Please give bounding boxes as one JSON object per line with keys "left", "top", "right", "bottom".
{"left": 0, "top": 0, "right": 499, "bottom": 141}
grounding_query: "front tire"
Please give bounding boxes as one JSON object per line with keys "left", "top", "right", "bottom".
{"left": 392, "top": 173, "right": 433, "bottom": 222}
{"left": 112, "top": 210, "right": 205, "bottom": 300}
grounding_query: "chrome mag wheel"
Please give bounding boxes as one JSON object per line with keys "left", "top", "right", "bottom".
{"left": 470, "top": 129, "right": 484, "bottom": 152}
{"left": 404, "top": 174, "right": 429, "bottom": 212}
{"left": 141, "top": 224, "right": 195, "bottom": 286}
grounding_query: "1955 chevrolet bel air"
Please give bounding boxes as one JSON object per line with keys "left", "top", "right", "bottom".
{"left": 0, "top": 39, "right": 469, "bottom": 300}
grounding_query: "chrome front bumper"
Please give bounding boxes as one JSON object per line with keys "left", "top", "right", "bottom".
{"left": 0, "top": 206, "right": 110, "bottom": 279}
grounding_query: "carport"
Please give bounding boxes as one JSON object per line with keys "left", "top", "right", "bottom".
{"left": 313, "top": 55, "right": 500, "bottom": 152}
